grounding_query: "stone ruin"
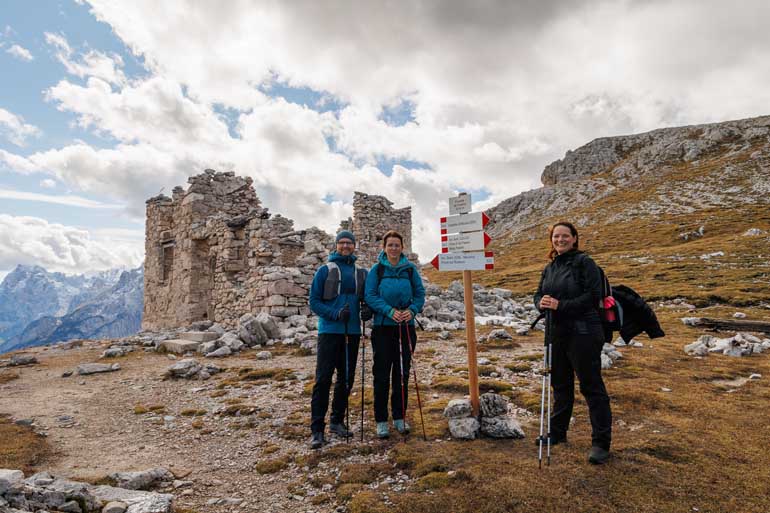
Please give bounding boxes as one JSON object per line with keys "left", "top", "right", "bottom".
{"left": 142, "top": 169, "right": 414, "bottom": 331}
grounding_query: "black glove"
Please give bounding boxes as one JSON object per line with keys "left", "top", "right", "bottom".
{"left": 337, "top": 304, "right": 351, "bottom": 322}
{"left": 360, "top": 303, "right": 373, "bottom": 322}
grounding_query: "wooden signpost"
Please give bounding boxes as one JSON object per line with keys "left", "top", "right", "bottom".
{"left": 431, "top": 193, "right": 492, "bottom": 417}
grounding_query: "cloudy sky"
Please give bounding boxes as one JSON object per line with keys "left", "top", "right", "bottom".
{"left": 1, "top": 0, "right": 769, "bottom": 280}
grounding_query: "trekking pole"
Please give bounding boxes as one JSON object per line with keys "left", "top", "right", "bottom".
{"left": 397, "top": 316, "right": 407, "bottom": 433}
{"left": 546, "top": 313, "right": 553, "bottom": 466}
{"left": 404, "top": 319, "right": 427, "bottom": 441}
{"left": 538, "top": 311, "right": 552, "bottom": 468}
{"left": 344, "top": 318, "right": 351, "bottom": 442}
{"left": 360, "top": 314, "right": 366, "bottom": 442}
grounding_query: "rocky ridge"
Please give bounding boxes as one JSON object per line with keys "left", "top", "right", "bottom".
{"left": 486, "top": 115, "right": 770, "bottom": 240}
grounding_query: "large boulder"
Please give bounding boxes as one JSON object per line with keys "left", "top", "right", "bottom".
{"left": 443, "top": 399, "right": 473, "bottom": 419}
{"left": 448, "top": 417, "right": 480, "bottom": 439}
{"left": 238, "top": 314, "right": 267, "bottom": 346}
{"left": 480, "top": 416, "right": 525, "bottom": 438}
{"left": 164, "top": 359, "right": 201, "bottom": 379}
{"left": 9, "top": 355, "right": 37, "bottom": 366}
{"left": 479, "top": 393, "right": 508, "bottom": 418}
{"left": 108, "top": 468, "right": 174, "bottom": 491}
{"left": 77, "top": 363, "right": 120, "bottom": 375}
{"left": 0, "top": 469, "right": 24, "bottom": 494}
{"left": 256, "top": 312, "right": 281, "bottom": 339}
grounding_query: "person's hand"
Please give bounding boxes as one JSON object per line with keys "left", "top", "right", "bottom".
{"left": 539, "top": 295, "right": 559, "bottom": 310}
{"left": 338, "top": 304, "right": 351, "bottom": 322}
{"left": 360, "top": 303, "right": 373, "bottom": 322}
{"left": 400, "top": 309, "right": 413, "bottom": 322}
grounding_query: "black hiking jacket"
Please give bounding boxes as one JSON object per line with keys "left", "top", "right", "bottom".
{"left": 534, "top": 249, "right": 603, "bottom": 337}
{"left": 612, "top": 285, "right": 665, "bottom": 341}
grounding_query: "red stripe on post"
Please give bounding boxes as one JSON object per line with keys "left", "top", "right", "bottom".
{"left": 485, "top": 251, "right": 493, "bottom": 257}
{"left": 441, "top": 229, "right": 447, "bottom": 235}
{"left": 485, "top": 263, "right": 494, "bottom": 270}
{"left": 440, "top": 217, "right": 447, "bottom": 223}
{"left": 442, "top": 248, "right": 448, "bottom": 253}
{"left": 441, "top": 235, "right": 447, "bottom": 242}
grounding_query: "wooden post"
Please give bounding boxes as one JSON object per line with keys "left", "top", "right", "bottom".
{"left": 463, "top": 270, "right": 480, "bottom": 417}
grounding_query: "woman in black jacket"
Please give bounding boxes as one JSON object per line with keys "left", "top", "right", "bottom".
{"left": 534, "top": 221, "right": 612, "bottom": 464}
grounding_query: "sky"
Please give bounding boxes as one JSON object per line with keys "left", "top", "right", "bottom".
{"left": 1, "top": 0, "right": 770, "bottom": 281}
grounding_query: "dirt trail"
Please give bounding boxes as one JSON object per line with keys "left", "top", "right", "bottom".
{"left": 0, "top": 334, "right": 539, "bottom": 512}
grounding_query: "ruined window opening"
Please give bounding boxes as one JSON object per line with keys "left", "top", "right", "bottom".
{"left": 161, "top": 241, "right": 175, "bottom": 282}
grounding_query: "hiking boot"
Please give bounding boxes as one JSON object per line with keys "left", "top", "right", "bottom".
{"left": 376, "top": 422, "right": 390, "bottom": 439}
{"left": 394, "top": 419, "right": 411, "bottom": 434}
{"left": 310, "top": 432, "right": 325, "bottom": 450}
{"left": 588, "top": 446, "right": 610, "bottom": 465}
{"left": 329, "top": 423, "right": 353, "bottom": 438}
{"left": 533, "top": 435, "right": 567, "bottom": 447}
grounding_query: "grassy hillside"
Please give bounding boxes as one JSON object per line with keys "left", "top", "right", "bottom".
{"left": 426, "top": 142, "right": 770, "bottom": 307}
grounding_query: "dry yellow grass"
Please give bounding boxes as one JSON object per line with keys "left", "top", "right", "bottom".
{"left": 342, "top": 307, "right": 770, "bottom": 513}
{"left": 0, "top": 415, "right": 51, "bottom": 473}
{"left": 364, "top": 147, "right": 770, "bottom": 512}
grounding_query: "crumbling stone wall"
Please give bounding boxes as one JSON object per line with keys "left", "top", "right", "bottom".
{"left": 143, "top": 173, "right": 414, "bottom": 331}
{"left": 349, "top": 191, "right": 413, "bottom": 267}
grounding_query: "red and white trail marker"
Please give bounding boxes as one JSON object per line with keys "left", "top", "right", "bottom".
{"left": 441, "top": 231, "right": 491, "bottom": 253}
{"left": 430, "top": 251, "right": 494, "bottom": 271}
{"left": 440, "top": 212, "right": 490, "bottom": 235}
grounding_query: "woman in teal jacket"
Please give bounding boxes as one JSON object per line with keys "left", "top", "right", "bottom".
{"left": 365, "top": 230, "right": 425, "bottom": 438}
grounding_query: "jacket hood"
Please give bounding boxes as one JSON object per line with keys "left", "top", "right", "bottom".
{"left": 377, "top": 251, "right": 409, "bottom": 269}
{"left": 329, "top": 251, "right": 357, "bottom": 265}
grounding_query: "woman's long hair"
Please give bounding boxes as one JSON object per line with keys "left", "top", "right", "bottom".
{"left": 547, "top": 221, "right": 579, "bottom": 260}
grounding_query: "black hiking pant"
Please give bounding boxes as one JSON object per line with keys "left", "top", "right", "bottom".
{"left": 310, "top": 333, "right": 360, "bottom": 434}
{"left": 550, "top": 327, "right": 612, "bottom": 450}
{"left": 371, "top": 324, "right": 417, "bottom": 423}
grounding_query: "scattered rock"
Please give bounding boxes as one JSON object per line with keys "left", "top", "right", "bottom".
{"left": 256, "top": 351, "right": 272, "bottom": 360}
{"left": 206, "top": 346, "right": 232, "bottom": 358}
{"left": 479, "top": 392, "right": 507, "bottom": 417}
{"left": 77, "top": 363, "right": 120, "bottom": 375}
{"left": 443, "top": 399, "right": 472, "bottom": 419}
{"left": 480, "top": 415, "right": 525, "bottom": 438}
{"left": 447, "top": 417, "right": 480, "bottom": 440}
{"left": 9, "top": 354, "right": 38, "bottom": 366}
{"left": 108, "top": 468, "right": 174, "bottom": 491}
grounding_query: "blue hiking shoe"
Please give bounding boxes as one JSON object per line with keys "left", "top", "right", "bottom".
{"left": 394, "top": 419, "right": 411, "bottom": 434}
{"left": 376, "top": 422, "right": 390, "bottom": 439}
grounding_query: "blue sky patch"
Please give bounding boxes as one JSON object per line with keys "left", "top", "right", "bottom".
{"left": 379, "top": 98, "right": 416, "bottom": 127}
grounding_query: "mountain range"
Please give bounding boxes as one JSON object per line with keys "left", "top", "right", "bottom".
{"left": 0, "top": 265, "right": 144, "bottom": 354}
{"left": 3, "top": 114, "right": 769, "bottom": 353}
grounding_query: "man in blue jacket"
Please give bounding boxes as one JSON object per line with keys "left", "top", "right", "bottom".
{"left": 308, "top": 230, "right": 368, "bottom": 449}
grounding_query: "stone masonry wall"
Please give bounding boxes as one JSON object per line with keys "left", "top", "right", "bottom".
{"left": 143, "top": 172, "right": 413, "bottom": 331}
{"left": 350, "top": 191, "right": 413, "bottom": 268}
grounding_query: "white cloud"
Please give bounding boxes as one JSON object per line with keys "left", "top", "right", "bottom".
{"left": 4, "top": 0, "right": 769, "bottom": 263}
{"left": 45, "top": 32, "right": 126, "bottom": 85}
{"left": 0, "top": 214, "right": 144, "bottom": 274}
{"left": 39, "top": 179, "right": 57, "bottom": 189}
{"left": 0, "top": 107, "right": 42, "bottom": 146}
{"left": 6, "top": 44, "right": 33, "bottom": 61}
{"left": 0, "top": 188, "right": 121, "bottom": 209}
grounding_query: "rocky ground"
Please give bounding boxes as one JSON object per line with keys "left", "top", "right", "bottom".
{"left": 3, "top": 300, "right": 770, "bottom": 513}
{"left": 0, "top": 323, "right": 546, "bottom": 513}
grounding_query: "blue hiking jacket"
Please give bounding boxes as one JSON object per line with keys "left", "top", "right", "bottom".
{"left": 309, "top": 252, "right": 362, "bottom": 335}
{"left": 365, "top": 251, "right": 425, "bottom": 326}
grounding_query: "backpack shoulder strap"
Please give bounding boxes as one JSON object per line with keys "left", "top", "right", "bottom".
{"left": 322, "top": 262, "right": 341, "bottom": 301}
{"left": 355, "top": 266, "right": 367, "bottom": 299}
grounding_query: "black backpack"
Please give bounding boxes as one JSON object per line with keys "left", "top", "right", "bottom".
{"left": 574, "top": 253, "right": 620, "bottom": 342}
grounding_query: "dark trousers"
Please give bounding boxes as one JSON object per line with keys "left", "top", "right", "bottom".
{"left": 550, "top": 330, "right": 612, "bottom": 450}
{"left": 371, "top": 324, "right": 416, "bottom": 423}
{"left": 310, "top": 333, "right": 360, "bottom": 433}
